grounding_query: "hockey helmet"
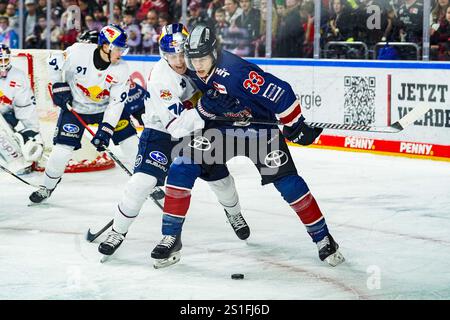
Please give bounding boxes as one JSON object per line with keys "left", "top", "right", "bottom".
{"left": 98, "top": 24, "right": 129, "bottom": 56}
{"left": 159, "top": 23, "right": 189, "bottom": 60}
{"left": 184, "top": 24, "right": 218, "bottom": 72}
{"left": 0, "top": 43, "right": 11, "bottom": 78}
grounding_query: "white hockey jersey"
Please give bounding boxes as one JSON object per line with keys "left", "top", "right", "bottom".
{"left": 48, "top": 43, "right": 130, "bottom": 127}
{"left": 0, "top": 65, "right": 39, "bottom": 131}
{"left": 144, "top": 58, "right": 204, "bottom": 138}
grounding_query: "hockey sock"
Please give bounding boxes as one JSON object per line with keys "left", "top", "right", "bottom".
{"left": 161, "top": 213, "right": 185, "bottom": 236}
{"left": 208, "top": 175, "right": 241, "bottom": 216}
{"left": 43, "top": 144, "right": 74, "bottom": 189}
{"left": 114, "top": 173, "right": 157, "bottom": 235}
{"left": 274, "top": 175, "right": 329, "bottom": 243}
{"left": 118, "top": 135, "right": 139, "bottom": 170}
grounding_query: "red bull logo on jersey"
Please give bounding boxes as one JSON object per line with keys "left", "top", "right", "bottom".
{"left": 76, "top": 83, "right": 110, "bottom": 102}
{"left": 160, "top": 89, "right": 172, "bottom": 101}
{"left": 0, "top": 90, "right": 12, "bottom": 105}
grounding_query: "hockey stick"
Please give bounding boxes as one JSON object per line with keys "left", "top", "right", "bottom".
{"left": 211, "top": 104, "right": 430, "bottom": 133}
{"left": 0, "top": 163, "right": 40, "bottom": 188}
{"left": 66, "top": 104, "right": 164, "bottom": 210}
{"left": 86, "top": 219, "right": 113, "bottom": 242}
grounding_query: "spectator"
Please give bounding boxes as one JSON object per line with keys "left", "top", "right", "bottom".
{"left": 0, "top": 0, "right": 7, "bottom": 16}
{"left": 24, "top": 0, "right": 38, "bottom": 48}
{"left": 326, "top": 0, "right": 355, "bottom": 41}
{"left": 214, "top": 7, "right": 230, "bottom": 43}
{"left": 396, "top": 0, "right": 424, "bottom": 43}
{"left": 275, "top": 0, "right": 304, "bottom": 57}
{"left": 140, "top": 9, "right": 159, "bottom": 54}
{"left": 85, "top": 14, "right": 103, "bottom": 31}
{"left": 224, "top": 0, "right": 243, "bottom": 26}
{"left": 300, "top": 0, "right": 315, "bottom": 57}
{"left": 5, "top": 3, "right": 18, "bottom": 33}
{"left": 137, "top": 0, "right": 169, "bottom": 22}
{"left": 207, "top": 0, "right": 225, "bottom": 19}
{"left": 431, "top": 5, "right": 450, "bottom": 60}
{"left": 256, "top": 0, "right": 279, "bottom": 57}
{"left": 0, "top": 16, "right": 19, "bottom": 49}
{"left": 187, "top": 0, "right": 215, "bottom": 31}
{"left": 431, "top": 0, "right": 449, "bottom": 25}
{"left": 235, "top": 0, "right": 261, "bottom": 46}
{"left": 357, "top": 0, "right": 395, "bottom": 45}
{"left": 158, "top": 11, "right": 171, "bottom": 27}
{"left": 93, "top": 7, "right": 108, "bottom": 25}
{"left": 125, "top": 0, "right": 141, "bottom": 15}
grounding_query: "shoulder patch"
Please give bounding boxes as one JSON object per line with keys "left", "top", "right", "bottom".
{"left": 160, "top": 89, "right": 173, "bottom": 101}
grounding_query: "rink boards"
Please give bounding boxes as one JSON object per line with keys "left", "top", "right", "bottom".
{"left": 125, "top": 56, "right": 450, "bottom": 162}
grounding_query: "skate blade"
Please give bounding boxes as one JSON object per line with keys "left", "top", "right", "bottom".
{"left": 153, "top": 252, "right": 181, "bottom": 269}
{"left": 325, "top": 250, "right": 345, "bottom": 267}
{"left": 27, "top": 201, "right": 49, "bottom": 207}
{"left": 100, "top": 255, "right": 112, "bottom": 263}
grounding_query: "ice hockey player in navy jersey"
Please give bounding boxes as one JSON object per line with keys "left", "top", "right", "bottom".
{"left": 151, "top": 24, "right": 345, "bottom": 268}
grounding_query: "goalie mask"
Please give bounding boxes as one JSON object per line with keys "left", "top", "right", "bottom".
{"left": 0, "top": 43, "right": 11, "bottom": 78}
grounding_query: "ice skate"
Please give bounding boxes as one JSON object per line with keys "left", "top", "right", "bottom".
{"left": 316, "top": 234, "right": 345, "bottom": 267}
{"left": 98, "top": 230, "right": 126, "bottom": 262}
{"left": 29, "top": 185, "right": 56, "bottom": 204}
{"left": 151, "top": 235, "right": 182, "bottom": 269}
{"left": 225, "top": 210, "right": 250, "bottom": 240}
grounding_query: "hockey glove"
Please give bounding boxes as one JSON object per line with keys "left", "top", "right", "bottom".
{"left": 282, "top": 116, "right": 323, "bottom": 146}
{"left": 15, "top": 129, "right": 44, "bottom": 162}
{"left": 91, "top": 123, "right": 114, "bottom": 151}
{"left": 197, "top": 89, "right": 251, "bottom": 121}
{"left": 51, "top": 82, "right": 73, "bottom": 111}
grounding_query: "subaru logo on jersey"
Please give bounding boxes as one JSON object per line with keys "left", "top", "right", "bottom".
{"left": 135, "top": 155, "right": 143, "bottom": 167}
{"left": 62, "top": 124, "right": 80, "bottom": 134}
{"left": 149, "top": 151, "right": 168, "bottom": 165}
{"left": 264, "top": 150, "right": 288, "bottom": 168}
{"left": 188, "top": 136, "right": 211, "bottom": 151}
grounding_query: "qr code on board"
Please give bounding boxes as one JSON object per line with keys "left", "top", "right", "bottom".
{"left": 344, "top": 76, "right": 376, "bottom": 125}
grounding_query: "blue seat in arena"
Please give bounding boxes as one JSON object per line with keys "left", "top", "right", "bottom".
{"left": 377, "top": 44, "right": 399, "bottom": 60}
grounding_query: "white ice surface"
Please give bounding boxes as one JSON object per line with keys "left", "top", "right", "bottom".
{"left": 1, "top": 146, "right": 450, "bottom": 300}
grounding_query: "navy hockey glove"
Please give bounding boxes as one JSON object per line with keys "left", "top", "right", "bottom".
{"left": 51, "top": 82, "right": 73, "bottom": 111}
{"left": 197, "top": 89, "right": 251, "bottom": 120}
{"left": 91, "top": 123, "right": 114, "bottom": 151}
{"left": 282, "top": 116, "right": 323, "bottom": 146}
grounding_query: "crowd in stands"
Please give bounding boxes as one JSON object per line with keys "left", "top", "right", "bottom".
{"left": 0, "top": 0, "right": 448, "bottom": 60}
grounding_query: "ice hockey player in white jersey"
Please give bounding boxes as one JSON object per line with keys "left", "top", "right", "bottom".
{"left": 0, "top": 43, "right": 43, "bottom": 174}
{"left": 98, "top": 24, "right": 250, "bottom": 263}
{"left": 29, "top": 24, "right": 137, "bottom": 204}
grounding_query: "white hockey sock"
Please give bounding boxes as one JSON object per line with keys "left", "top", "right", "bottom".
{"left": 208, "top": 175, "right": 241, "bottom": 216}
{"left": 118, "top": 135, "right": 139, "bottom": 171}
{"left": 43, "top": 144, "right": 74, "bottom": 189}
{"left": 113, "top": 172, "right": 158, "bottom": 234}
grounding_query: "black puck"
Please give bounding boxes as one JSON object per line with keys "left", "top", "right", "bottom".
{"left": 231, "top": 273, "right": 244, "bottom": 280}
